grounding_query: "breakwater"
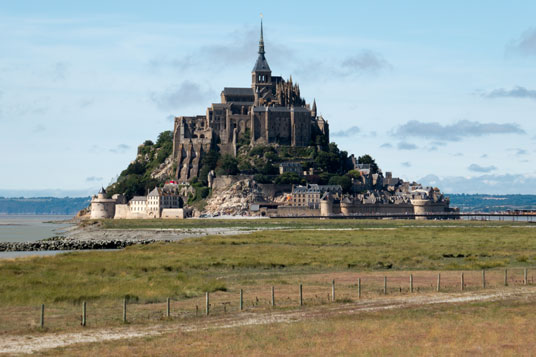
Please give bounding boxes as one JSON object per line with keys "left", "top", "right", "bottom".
{"left": 0, "top": 238, "right": 170, "bottom": 252}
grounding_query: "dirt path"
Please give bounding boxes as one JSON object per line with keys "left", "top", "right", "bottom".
{"left": 1, "top": 286, "right": 535, "bottom": 355}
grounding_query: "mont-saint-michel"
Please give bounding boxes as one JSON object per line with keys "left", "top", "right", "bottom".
{"left": 88, "top": 21, "right": 455, "bottom": 220}
{"left": 2, "top": 4, "right": 536, "bottom": 355}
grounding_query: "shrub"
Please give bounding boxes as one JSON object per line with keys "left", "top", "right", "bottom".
{"left": 274, "top": 172, "right": 305, "bottom": 185}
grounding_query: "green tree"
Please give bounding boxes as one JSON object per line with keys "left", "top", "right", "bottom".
{"left": 357, "top": 154, "right": 379, "bottom": 174}
{"left": 253, "top": 174, "right": 272, "bottom": 184}
{"left": 347, "top": 170, "right": 361, "bottom": 180}
{"left": 328, "top": 175, "right": 352, "bottom": 193}
{"left": 155, "top": 131, "right": 173, "bottom": 147}
{"left": 274, "top": 172, "right": 306, "bottom": 185}
{"left": 217, "top": 155, "right": 239, "bottom": 175}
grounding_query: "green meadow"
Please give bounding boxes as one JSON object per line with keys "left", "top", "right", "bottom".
{"left": 1, "top": 220, "right": 535, "bottom": 305}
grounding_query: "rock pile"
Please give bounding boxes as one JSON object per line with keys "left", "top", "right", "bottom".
{"left": 203, "top": 178, "right": 261, "bottom": 216}
{"left": 0, "top": 238, "right": 168, "bottom": 252}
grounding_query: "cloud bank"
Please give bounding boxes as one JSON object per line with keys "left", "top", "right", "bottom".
{"left": 331, "top": 126, "right": 360, "bottom": 137}
{"left": 341, "top": 50, "right": 391, "bottom": 75}
{"left": 420, "top": 174, "right": 536, "bottom": 194}
{"left": 150, "top": 81, "right": 214, "bottom": 110}
{"left": 510, "top": 28, "right": 536, "bottom": 56}
{"left": 482, "top": 86, "right": 536, "bottom": 100}
{"left": 468, "top": 164, "right": 497, "bottom": 173}
{"left": 393, "top": 120, "right": 525, "bottom": 141}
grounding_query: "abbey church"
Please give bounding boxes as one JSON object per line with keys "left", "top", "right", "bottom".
{"left": 172, "top": 21, "right": 329, "bottom": 182}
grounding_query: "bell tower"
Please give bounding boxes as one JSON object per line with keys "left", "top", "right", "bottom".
{"left": 252, "top": 19, "right": 272, "bottom": 95}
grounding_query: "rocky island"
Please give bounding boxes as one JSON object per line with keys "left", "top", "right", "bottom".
{"left": 84, "top": 20, "right": 456, "bottom": 221}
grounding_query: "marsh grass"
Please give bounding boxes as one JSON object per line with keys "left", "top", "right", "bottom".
{"left": 96, "top": 217, "right": 529, "bottom": 230}
{"left": 1, "top": 224, "right": 536, "bottom": 307}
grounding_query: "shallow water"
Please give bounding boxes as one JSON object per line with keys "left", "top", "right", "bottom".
{"left": 0, "top": 215, "right": 73, "bottom": 243}
{"left": 0, "top": 215, "right": 74, "bottom": 259}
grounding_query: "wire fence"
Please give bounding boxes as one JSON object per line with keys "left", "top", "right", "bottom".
{"left": 1, "top": 268, "right": 533, "bottom": 334}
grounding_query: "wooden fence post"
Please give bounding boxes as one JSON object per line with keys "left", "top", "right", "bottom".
{"left": 504, "top": 269, "right": 508, "bottom": 286}
{"left": 82, "top": 301, "right": 87, "bottom": 327}
{"left": 123, "top": 298, "right": 127, "bottom": 323}
{"left": 437, "top": 273, "right": 441, "bottom": 292}
{"left": 524, "top": 268, "right": 528, "bottom": 285}
{"left": 166, "top": 297, "right": 170, "bottom": 318}
{"left": 358, "top": 278, "right": 361, "bottom": 299}
{"left": 482, "top": 270, "right": 486, "bottom": 289}
{"left": 461, "top": 273, "right": 464, "bottom": 291}
{"left": 271, "top": 286, "right": 275, "bottom": 307}
{"left": 410, "top": 274, "right": 414, "bottom": 293}
{"left": 206, "top": 292, "right": 210, "bottom": 316}
{"left": 299, "top": 284, "right": 303, "bottom": 307}
{"left": 240, "top": 289, "right": 244, "bottom": 311}
{"left": 384, "top": 276, "right": 387, "bottom": 295}
{"left": 40, "top": 304, "right": 45, "bottom": 328}
{"left": 332, "top": 280, "right": 335, "bottom": 302}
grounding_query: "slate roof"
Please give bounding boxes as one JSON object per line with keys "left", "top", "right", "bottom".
{"left": 131, "top": 196, "right": 147, "bottom": 202}
{"left": 223, "top": 87, "right": 254, "bottom": 96}
{"left": 252, "top": 54, "right": 271, "bottom": 72}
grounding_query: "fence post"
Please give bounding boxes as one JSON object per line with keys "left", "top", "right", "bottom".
{"left": 240, "top": 289, "right": 244, "bottom": 311}
{"left": 461, "top": 273, "right": 464, "bottom": 291}
{"left": 331, "top": 280, "right": 335, "bottom": 302}
{"left": 524, "top": 268, "right": 528, "bottom": 285}
{"left": 82, "top": 301, "right": 87, "bottom": 327}
{"left": 437, "top": 273, "right": 441, "bottom": 292}
{"left": 358, "top": 278, "right": 361, "bottom": 299}
{"left": 40, "top": 304, "right": 45, "bottom": 328}
{"left": 271, "top": 286, "right": 275, "bottom": 307}
{"left": 206, "top": 292, "right": 210, "bottom": 316}
{"left": 504, "top": 269, "right": 508, "bottom": 286}
{"left": 166, "top": 297, "right": 170, "bottom": 318}
{"left": 384, "top": 276, "right": 387, "bottom": 295}
{"left": 123, "top": 298, "right": 127, "bottom": 323}
{"left": 299, "top": 284, "right": 303, "bottom": 307}
{"left": 410, "top": 274, "right": 414, "bottom": 293}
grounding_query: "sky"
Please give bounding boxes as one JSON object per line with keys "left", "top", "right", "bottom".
{"left": 1, "top": 1, "right": 536, "bottom": 196}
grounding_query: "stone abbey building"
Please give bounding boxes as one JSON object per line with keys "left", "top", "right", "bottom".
{"left": 173, "top": 21, "right": 329, "bottom": 182}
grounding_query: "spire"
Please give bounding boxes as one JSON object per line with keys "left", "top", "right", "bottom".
{"left": 258, "top": 18, "right": 265, "bottom": 56}
{"left": 312, "top": 98, "right": 317, "bottom": 116}
{"left": 252, "top": 16, "right": 271, "bottom": 73}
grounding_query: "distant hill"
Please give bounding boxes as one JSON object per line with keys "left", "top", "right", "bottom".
{"left": 0, "top": 197, "right": 91, "bottom": 215}
{"left": 447, "top": 194, "right": 536, "bottom": 212}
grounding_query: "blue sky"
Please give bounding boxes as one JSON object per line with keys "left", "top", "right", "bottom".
{"left": 1, "top": 1, "right": 536, "bottom": 195}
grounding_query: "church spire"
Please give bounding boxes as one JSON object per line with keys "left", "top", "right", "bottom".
{"left": 259, "top": 18, "right": 265, "bottom": 56}
{"left": 252, "top": 16, "right": 271, "bottom": 74}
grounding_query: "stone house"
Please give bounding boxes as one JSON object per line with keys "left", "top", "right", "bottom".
{"left": 290, "top": 184, "right": 342, "bottom": 209}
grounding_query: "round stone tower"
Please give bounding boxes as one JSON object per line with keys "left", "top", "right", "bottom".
{"left": 411, "top": 199, "right": 432, "bottom": 220}
{"left": 90, "top": 187, "right": 116, "bottom": 219}
{"left": 320, "top": 192, "right": 334, "bottom": 217}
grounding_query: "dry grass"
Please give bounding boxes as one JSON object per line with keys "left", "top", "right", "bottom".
{"left": 39, "top": 295, "right": 536, "bottom": 356}
{"left": 1, "top": 269, "right": 532, "bottom": 335}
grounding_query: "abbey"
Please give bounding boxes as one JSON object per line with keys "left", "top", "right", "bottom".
{"left": 172, "top": 21, "right": 329, "bottom": 182}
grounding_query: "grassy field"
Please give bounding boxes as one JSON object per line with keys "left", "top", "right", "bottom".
{"left": 1, "top": 221, "right": 535, "bottom": 306}
{"left": 1, "top": 220, "right": 536, "bottom": 350}
{"left": 41, "top": 295, "right": 536, "bottom": 356}
{"left": 95, "top": 217, "right": 529, "bottom": 230}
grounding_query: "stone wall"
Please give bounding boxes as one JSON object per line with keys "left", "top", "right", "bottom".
{"left": 277, "top": 206, "right": 320, "bottom": 217}
{"left": 114, "top": 204, "right": 129, "bottom": 219}
{"left": 162, "top": 208, "right": 187, "bottom": 219}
